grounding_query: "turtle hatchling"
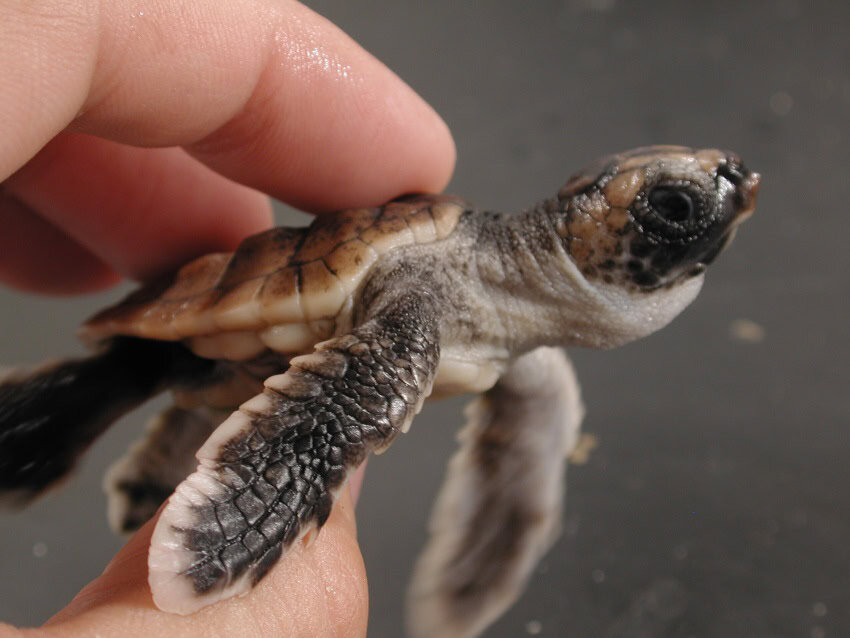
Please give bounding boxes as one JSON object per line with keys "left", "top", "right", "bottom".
{"left": 0, "top": 146, "right": 759, "bottom": 636}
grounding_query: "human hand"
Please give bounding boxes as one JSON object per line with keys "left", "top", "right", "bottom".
{"left": 0, "top": 0, "right": 455, "bottom": 635}
{"left": 26, "top": 466, "right": 368, "bottom": 638}
{"left": 1, "top": 0, "right": 454, "bottom": 294}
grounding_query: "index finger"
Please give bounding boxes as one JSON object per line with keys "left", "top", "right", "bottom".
{"left": 1, "top": 0, "right": 455, "bottom": 209}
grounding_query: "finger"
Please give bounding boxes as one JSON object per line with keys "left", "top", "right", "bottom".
{"left": 46, "top": 486, "right": 367, "bottom": 637}
{"left": 6, "top": 133, "right": 273, "bottom": 282}
{"left": 2, "top": 0, "right": 455, "bottom": 211}
{"left": 348, "top": 460, "right": 367, "bottom": 507}
{"left": 0, "top": 191, "right": 119, "bottom": 294}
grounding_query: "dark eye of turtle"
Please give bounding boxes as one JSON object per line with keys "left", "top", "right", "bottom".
{"left": 648, "top": 187, "right": 694, "bottom": 224}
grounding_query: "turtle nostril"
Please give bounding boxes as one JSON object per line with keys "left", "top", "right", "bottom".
{"left": 717, "top": 162, "right": 744, "bottom": 186}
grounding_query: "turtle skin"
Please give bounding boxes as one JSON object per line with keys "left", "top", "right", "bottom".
{"left": 0, "top": 146, "right": 759, "bottom": 637}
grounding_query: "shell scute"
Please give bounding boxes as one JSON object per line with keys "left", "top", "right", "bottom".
{"left": 212, "top": 278, "right": 265, "bottom": 331}
{"left": 259, "top": 324, "right": 315, "bottom": 353}
{"left": 295, "top": 208, "right": 377, "bottom": 263}
{"left": 80, "top": 197, "right": 467, "bottom": 347}
{"left": 217, "top": 228, "right": 303, "bottom": 289}
{"left": 359, "top": 215, "right": 416, "bottom": 253}
{"left": 170, "top": 296, "right": 220, "bottom": 337}
{"left": 299, "top": 261, "right": 347, "bottom": 320}
{"left": 380, "top": 199, "right": 427, "bottom": 220}
{"left": 406, "top": 209, "right": 439, "bottom": 243}
{"left": 162, "top": 254, "right": 231, "bottom": 300}
{"left": 258, "top": 266, "right": 303, "bottom": 324}
{"left": 430, "top": 200, "right": 466, "bottom": 239}
{"left": 324, "top": 239, "right": 379, "bottom": 294}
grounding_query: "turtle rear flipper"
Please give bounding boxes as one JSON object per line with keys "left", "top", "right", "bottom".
{"left": 0, "top": 338, "right": 215, "bottom": 502}
{"left": 408, "top": 347, "right": 584, "bottom": 638}
{"left": 149, "top": 292, "right": 440, "bottom": 614}
{"left": 105, "top": 405, "right": 226, "bottom": 534}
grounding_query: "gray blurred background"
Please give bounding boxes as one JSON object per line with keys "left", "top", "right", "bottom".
{"left": 1, "top": 0, "right": 847, "bottom": 636}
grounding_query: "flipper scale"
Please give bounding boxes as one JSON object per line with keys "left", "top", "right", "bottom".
{"left": 150, "top": 292, "right": 441, "bottom": 613}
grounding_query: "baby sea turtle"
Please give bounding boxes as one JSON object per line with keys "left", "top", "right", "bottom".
{"left": 0, "top": 146, "right": 759, "bottom": 637}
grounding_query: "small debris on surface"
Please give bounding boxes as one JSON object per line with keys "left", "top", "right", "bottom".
{"left": 525, "top": 619, "right": 543, "bottom": 634}
{"left": 729, "top": 318, "right": 765, "bottom": 343}
{"left": 32, "top": 542, "right": 48, "bottom": 558}
{"left": 811, "top": 602, "right": 828, "bottom": 617}
{"left": 769, "top": 90, "right": 794, "bottom": 116}
{"left": 568, "top": 433, "right": 599, "bottom": 464}
{"left": 591, "top": 568, "right": 606, "bottom": 584}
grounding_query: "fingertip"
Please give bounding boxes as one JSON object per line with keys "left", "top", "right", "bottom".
{"left": 184, "top": 0, "right": 456, "bottom": 212}
{"left": 379, "top": 82, "right": 456, "bottom": 195}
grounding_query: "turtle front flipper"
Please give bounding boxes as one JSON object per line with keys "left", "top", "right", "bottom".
{"left": 105, "top": 405, "right": 226, "bottom": 534}
{"left": 149, "top": 292, "right": 440, "bottom": 614}
{"left": 408, "top": 347, "right": 584, "bottom": 638}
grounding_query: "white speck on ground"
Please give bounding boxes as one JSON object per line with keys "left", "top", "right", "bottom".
{"left": 32, "top": 542, "right": 48, "bottom": 558}
{"left": 568, "top": 433, "right": 599, "bottom": 465}
{"left": 526, "top": 619, "right": 543, "bottom": 634}
{"left": 769, "top": 91, "right": 794, "bottom": 116}
{"left": 812, "top": 602, "right": 828, "bottom": 617}
{"left": 592, "top": 569, "right": 606, "bottom": 584}
{"left": 730, "top": 318, "right": 766, "bottom": 343}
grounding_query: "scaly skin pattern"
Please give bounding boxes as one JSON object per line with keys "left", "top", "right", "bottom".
{"left": 149, "top": 292, "right": 441, "bottom": 610}
{"left": 147, "top": 147, "right": 758, "bottom": 618}
{"left": 0, "top": 147, "right": 759, "bottom": 635}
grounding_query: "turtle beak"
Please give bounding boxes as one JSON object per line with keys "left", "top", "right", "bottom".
{"left": 716, "top": 158, "right": 761, "bottom": 226}
{"left": 699, "top": 168, "right": 760, "bottom": 266}
{"left": 733, "top": 171, "right": 761, "bottom": 225}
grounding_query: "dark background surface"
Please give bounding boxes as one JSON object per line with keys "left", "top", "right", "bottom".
{"left": 1, "top": 1, "right": 847, "bottom": 636}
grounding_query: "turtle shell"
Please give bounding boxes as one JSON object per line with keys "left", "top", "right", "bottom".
{"left": 80, "top": 196, "right": 467, "bottom": 359}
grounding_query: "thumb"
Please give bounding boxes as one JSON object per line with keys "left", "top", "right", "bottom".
{"left": 43, "top": 464, "right": 368, "bottom": 638}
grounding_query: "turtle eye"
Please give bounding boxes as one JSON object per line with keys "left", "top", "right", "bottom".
{"left": 648, "top": 186, "right": 694, "bottom": 224}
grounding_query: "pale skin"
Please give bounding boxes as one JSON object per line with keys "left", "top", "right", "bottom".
{"left": 0, "top": 0, "right": 455, "bottom": 635}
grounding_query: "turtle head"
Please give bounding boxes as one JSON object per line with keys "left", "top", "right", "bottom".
{"left": 555, "top": 146, "right": 760, "bottom": 291}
